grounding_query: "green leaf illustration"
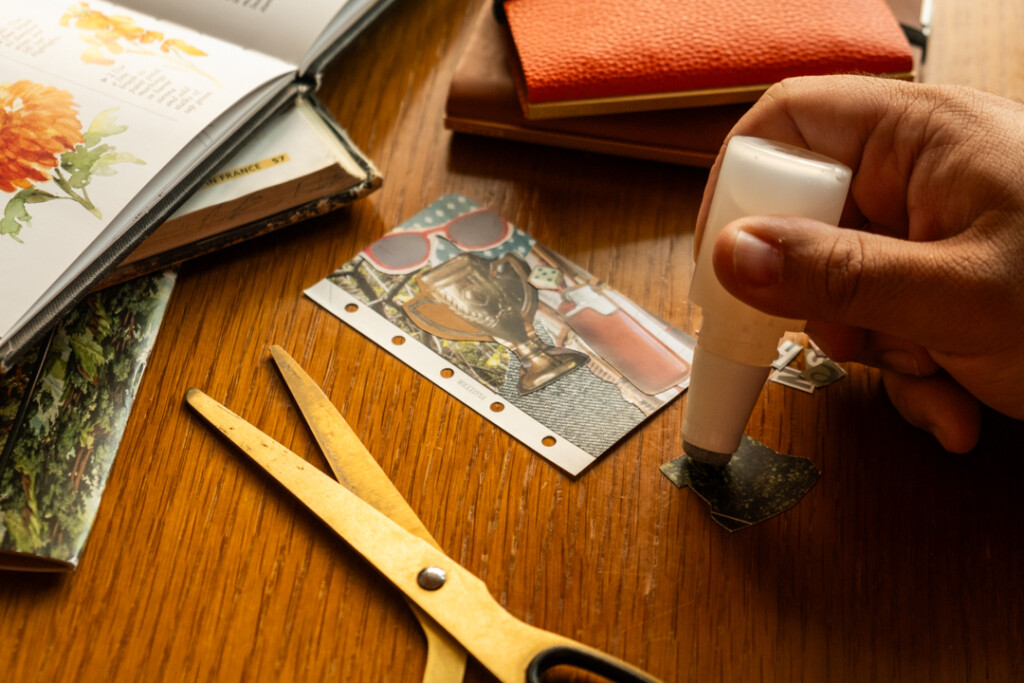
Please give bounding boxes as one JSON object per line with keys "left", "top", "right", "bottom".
{"left": 1, "top": 188, "right": 58, "bottom": 241}
{"left": 82, "top": 108, "right": 128, "bottom": 146}
{"left": 60, "top": 109, "right": 146, "bottom": 191}
{"left": 62, "top": 143, "right": 145, "bottom": 189}
{"left": 94, "top": 151, "right": 146, "bottom": 177}
{"left": 2, "top": 107, "right": 145, "bottom": 239}
{"left": 89, "top": 299, "right": 113, "bottom": 339}
{"left": 68, "top": 333, "right": 106, "bottom": 381}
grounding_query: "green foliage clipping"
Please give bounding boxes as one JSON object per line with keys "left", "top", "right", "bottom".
{"left": 0, "top": 272, "right": 174, "bottom": 564}
{"left": 1, "top": 108, "right": 145, "bottom": 241}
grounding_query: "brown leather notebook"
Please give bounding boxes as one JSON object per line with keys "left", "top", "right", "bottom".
{"left": 445, "top": 3, "right": 748, "bottom": 168}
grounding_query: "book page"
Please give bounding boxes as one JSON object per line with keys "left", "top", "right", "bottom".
{"left": 0, "top": 1, "right": 295, "bottom": 341}
{"left": 168, "top": 99, "right": 360, "bottom": 215}
{"left": 119, "top": 0, "right": 354, "bottom": 68}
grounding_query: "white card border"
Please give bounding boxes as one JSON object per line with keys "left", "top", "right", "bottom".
{"left": 305, "top": 279, "right": 597, "bottom": 476}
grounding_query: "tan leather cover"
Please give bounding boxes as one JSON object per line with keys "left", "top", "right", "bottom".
{"left": 503, "top": 0, "right": 915, "bottom": 118}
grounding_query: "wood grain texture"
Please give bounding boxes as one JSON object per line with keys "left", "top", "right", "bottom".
{"left": 1, "top": 0, "right": 1022, "bottom": 681}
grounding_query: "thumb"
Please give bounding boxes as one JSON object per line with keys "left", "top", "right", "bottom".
{"left": 709, "top": 215, "right": 981, "bottom": 349}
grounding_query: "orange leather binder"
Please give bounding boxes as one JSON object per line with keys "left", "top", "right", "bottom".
{"left": 502, "top": 0, "right": 915, "bottom": 119}
{"left": 445, "top": 3, "right": 747, "bottom": 167}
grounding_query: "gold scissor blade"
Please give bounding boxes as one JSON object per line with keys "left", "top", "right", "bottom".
{"left": 184, "top": 388, "right": 445, "bottom": 579}
{"left": 267, "top": 347, "right": 466, "bottom": 683}
{"left": 185, "top": 388, "right": 659, "bottom": 683}
{"left": 185, "top": 386, "right": 466, "bottom": 682}
{"left": 268, "top": 345, "right": 437, "bottom": 548}
{"left": 183, "top": 387, "right": 528, "bottom": 680}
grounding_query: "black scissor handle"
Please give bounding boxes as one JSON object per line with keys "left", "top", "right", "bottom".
{"left": 527, "top": 646, "right": 660, "bottom": 683}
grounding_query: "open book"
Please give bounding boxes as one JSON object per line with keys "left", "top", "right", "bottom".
{"left": 0, "top": 0, "right": 391, "bottom": 370}
{"left": 0, "top": 92, "right": 381, "bottom": 573}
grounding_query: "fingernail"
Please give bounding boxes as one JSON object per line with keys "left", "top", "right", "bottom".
{"left": 733, "top": 229, "right": 782, "bottom": 286}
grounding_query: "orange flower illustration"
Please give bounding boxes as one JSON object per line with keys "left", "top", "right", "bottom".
{"left": 1, "top": 81, "right": 144, "bottom": 241}
{"left": 61, "top": 3, "right": 207, "bottom": 68}
{"left": 0, "top": 81, "right": 84, "bottom": 194}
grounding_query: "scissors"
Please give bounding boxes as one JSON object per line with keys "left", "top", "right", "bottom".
{"left": 185, "top": 345, "right": 661, "bottom": 683}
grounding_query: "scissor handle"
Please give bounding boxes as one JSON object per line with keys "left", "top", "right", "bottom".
{"left": 527, "top": 646, "right": 660, "bottom": 683}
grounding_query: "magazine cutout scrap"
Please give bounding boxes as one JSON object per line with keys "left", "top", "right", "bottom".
{"left": 305, "top": 195, "right": 695, "bottom": 475}
{"left": 0, "top": 270, "right": 176, "bottom": 571}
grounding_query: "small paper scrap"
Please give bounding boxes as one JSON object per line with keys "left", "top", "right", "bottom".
{"left": 770, "top": 341, "right": 846, "bottom": 392}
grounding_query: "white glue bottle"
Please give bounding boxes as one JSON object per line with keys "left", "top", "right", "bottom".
{"left": 681, "top": 136, "right": 852, "bottom": 465}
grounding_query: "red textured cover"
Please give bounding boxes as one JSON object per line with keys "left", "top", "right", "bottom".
{"left": 504, "top": 0, "right": 914, "bottom": 111}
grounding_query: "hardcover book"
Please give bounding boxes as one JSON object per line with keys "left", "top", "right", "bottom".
{"left": 0, "top": 0, "right": 393, "bottom": 370}
{"left": 102, "top": 95, "right": 382, "bottom": 286}
{"left": 499, "top": 0, "right": 915, "bottom": 119}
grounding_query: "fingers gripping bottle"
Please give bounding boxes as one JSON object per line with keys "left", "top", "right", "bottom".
{"left": 681, "top": 136, "right": 852, "bottom": 465}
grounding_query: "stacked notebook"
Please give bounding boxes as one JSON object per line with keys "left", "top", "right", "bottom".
{"left": 446, "top": 0, "right": 927, "bottom": 167}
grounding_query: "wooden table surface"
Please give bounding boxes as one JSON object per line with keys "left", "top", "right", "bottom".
{"left": 3, "top": 1, "right": 1022, "bottom": 681}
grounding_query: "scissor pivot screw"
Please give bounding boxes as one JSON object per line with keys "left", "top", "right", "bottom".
{"left": 417, "top": 567, "right": 447, "bottom": 590}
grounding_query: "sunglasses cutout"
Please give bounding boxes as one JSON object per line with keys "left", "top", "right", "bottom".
{"left": 362, "top": 209, "right": 513, "bottom": 274}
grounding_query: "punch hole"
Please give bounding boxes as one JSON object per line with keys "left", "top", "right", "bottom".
{"left": 344, "top": 303, "right": 358, "bottom": 313}
{"left": 440, "top": 368, "right": 454, "bottom": 379}
{"left": 541, "top": 436, "right": 557, "bottom": 447}
{"left": 391, "top": 335, "right": 406, "bottom": 346}
{"left": 489, "top": 402, "right": 504, "bottom": 413}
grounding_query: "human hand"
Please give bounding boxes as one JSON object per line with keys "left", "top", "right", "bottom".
{"left": 695, "top": 75, "right": 1024, "bottom": 453}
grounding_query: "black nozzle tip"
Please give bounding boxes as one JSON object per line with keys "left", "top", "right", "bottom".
{"left": 683, "top": 441, "right": 733, "bottom": 466}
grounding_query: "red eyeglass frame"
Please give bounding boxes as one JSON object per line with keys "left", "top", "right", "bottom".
{"left": 360, "top": 209, "right": 513, "bottom": 274}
